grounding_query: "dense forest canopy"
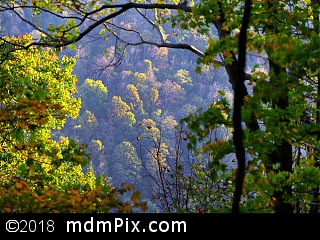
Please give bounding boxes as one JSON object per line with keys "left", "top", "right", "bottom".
{"left": 0, "top": 0, "right": 320, "bottom": 214}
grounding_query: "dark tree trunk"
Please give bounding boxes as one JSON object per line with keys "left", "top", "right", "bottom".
{"left": 213, "top": 3, "right": 259, "bottom": 134}
{"left": 231, "top": 0, "right": 252, "bottom": 214}
{"left": 261, "top": 0, "right": 293, "bottom": 213}
{"left": 267, "top": 61, "right": 293, "bottom": 213}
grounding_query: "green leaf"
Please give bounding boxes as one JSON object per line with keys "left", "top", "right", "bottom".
{"left": 99, "top": 28, "right": 106, "bottom": 35}
{"left": 19, "top": 164, "right": 28, "bottom": 176}
{"left": 69, "top": 43, "right": 77, "bottom": 51}
{"left": 218, "top": 90, "right": 225, "bottom": 96}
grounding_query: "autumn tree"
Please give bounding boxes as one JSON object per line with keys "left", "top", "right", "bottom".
{"left": 110, "top": 95, "right": 136, "bottom": 127}
{"left": 0, "top": 35, "right": 146, "bottom": 213}
{"left": 124, "top": 83, "right": 145, "bottom": 118}
{"left": 160, "top": 79, "right": 186, "bottom": 114}
{"left": 78, "top": 78, "right": 109, "bottom": 120}
{"left": 111, "top": 141, "right": 142, "bottom": 188}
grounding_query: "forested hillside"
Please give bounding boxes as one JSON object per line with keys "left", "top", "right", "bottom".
{"left": 0, "top": 0, "right": 320, "bottom": 214}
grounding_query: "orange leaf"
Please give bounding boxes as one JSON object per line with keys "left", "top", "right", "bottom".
{"left": 222, "top": 25, "right": 229, "bottom": 31}
{"left": 131, "top": 191, "right": 141, "bottom": 204}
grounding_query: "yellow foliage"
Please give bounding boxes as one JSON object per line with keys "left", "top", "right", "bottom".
{"left": 222, "top": 25, "right": 229, "bottom": 31}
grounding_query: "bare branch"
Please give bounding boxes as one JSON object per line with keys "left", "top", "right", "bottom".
{"left": 0, "top": 1, "right": 228, "bottom": 67}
